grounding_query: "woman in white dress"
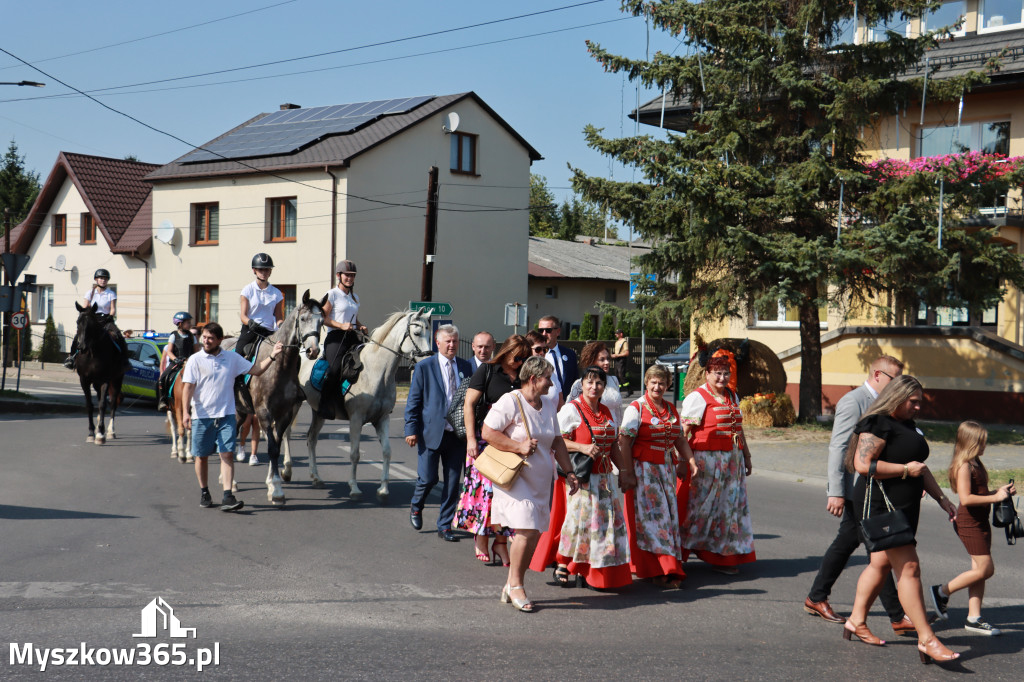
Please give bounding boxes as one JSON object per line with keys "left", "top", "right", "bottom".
{"left": 482, "top": 356, "right": 580, "bottom": 612}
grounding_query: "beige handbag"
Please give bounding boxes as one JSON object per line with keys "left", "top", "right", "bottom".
{"left": 476, "top": 393, "right": 531, "bottom": 490}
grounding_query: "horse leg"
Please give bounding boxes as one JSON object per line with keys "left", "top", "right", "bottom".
{"left": 105, "top": 384, "right": 118, "bottom": 440}
{"left": 348, "top": 415, "right": 365, "bottom": 501}
{"left": 259, "top": 409, "right": 286, "bottom": 506}
{"left": 168, "top": 411, "right": 179, "bottom": 459}
{"left": 281, "top": 418, "right": 292, "bottom": 483}
{"left": 94, "top": 384, "right": 107, "bottom": 445}
{"left": 82, "top": 379, "right": 96, "bottom": 443}
{"left": 373, "top": 415, "right": 392, "bottom": 504}
{"left": 306, "top": 411, "right": 326, "bottom": 489}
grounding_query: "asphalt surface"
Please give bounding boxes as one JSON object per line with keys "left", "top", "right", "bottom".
{"left": 1, "top": 367, "right": 1023, "bottom": 679}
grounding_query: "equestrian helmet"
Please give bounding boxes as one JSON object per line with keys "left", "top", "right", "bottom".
{"left": 94, "top": 268, "right": 111, "bottom": 279}
{"left": 335, "top": 259, "right": 357, "bottom": 274}
{"left": 251, "top": 253, "right": 274, "bottom": 269}
{"left": 173, "top": 311, "right": 193, "bottom": 325}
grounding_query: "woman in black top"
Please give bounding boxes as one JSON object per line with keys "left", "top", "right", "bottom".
{"left": 843, "top": 376, "right": 959, "bottom": 664}
{"left": 453, "top": 334, "right": 531, "bottom": 565}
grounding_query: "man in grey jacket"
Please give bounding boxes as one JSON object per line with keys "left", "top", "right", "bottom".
{"left": 804, "top": 356, "right": 918, "bottom": 636}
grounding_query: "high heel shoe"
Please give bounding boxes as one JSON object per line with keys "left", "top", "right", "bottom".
{"left": 500, "top": 585, "right": 534, "bottom": 612}
{"left": 491, "top": 537, "right": 510, "bottom": 567}
{"left": 918, "top": 638, "right": 959, "bottom": 664}
{"left": 474, "top": 537, "right": 491, "bottom": 563}
{"left": 843, "top": 620, "right": 885, "bottom": 646}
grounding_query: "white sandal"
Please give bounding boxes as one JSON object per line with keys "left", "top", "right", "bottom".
{"left": 500, "top": 584, "right": 534, "bottom": 612}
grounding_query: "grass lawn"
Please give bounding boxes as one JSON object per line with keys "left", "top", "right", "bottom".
{"left": 988, "top": 468, "right": 1024, "bottom": 487}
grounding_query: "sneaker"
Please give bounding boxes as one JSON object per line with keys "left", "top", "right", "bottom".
{"left": 220, "top": 494, "right": 244, "bottom": 512}
{"left": 235, "top": 446, "right": 246, "bottom": 462}
{"left": 929, "top": 584, "right": 949, "bottom": 620}
{"left": 63, "top": 356, "right": 75, "bottom": 369}
{"left": 965, "top": 619, "right": 1001, "bottom": 636}
{"left": 248, "top": 452, "right": 260, "bottom": 466}
{"left": 199, "top": 491, "right": 213, "bottom": 508}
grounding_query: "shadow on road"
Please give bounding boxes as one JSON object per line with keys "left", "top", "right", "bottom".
{"left": 0, "top": 504, "right": 134, "bottom": 520}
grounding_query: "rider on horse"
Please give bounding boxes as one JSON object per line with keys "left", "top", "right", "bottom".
{"left": 64, "top": 268, "right": 129, "bottom": 370}
{"left": 156, "top": 311, "right": 197, "bottom": 411}
{"left": 318, "top": 259, "right": 368, "bottom": 419}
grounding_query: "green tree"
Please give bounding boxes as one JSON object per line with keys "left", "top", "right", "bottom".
{"left": 529, "top": 173, "right": 559, "bottom": 237}
{"left": 580, "top": 312, "right": 596, "bottom": 340}
{"left": 574, "top": 0, "right": 1024, "bottom": 419}
{"left": 559, "top": 196, "right": 615, "bottom": 240}
{"left": 39, "top": 315, "right": 61, "bottom": 362}
{"left": 0, "top": 139, "right": 41, "bottom": 230}
{"left": 597, "top": 311, "right": 617, "bottom": 339}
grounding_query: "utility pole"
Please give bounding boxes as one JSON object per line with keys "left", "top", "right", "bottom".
{"left": 420, "top": 166, "right": 439, "bottom": 301}
{"left": 2, "top": 209, "right": 9, "bottom": 389}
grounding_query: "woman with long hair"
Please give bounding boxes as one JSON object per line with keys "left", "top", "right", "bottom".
{"left": 843, "top": 375, "right": 960, "bottom": 664}
{"left": 483, "top": 356, "right": 580, "bottom": 612}
{"left": 929, "top": 421, "right": 1016, "bottom": 636}
{"left": 567, "top": 341, "right": 624, "bottom": 425}
{"left": 454, "top": 334, "right": 530, "bottom": 566}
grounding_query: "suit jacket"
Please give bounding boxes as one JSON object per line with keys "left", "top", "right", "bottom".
{"left": 827, "top": 383, "right": 875, "bottom": 500}
{"left": 550, "top": 343, "right": 579, "bottom": 400}
{"left": 404, "top": 354, "right": 473, "bottom": 451}
{"left": 471, "top": 357, "right": 486, "bottom": 372}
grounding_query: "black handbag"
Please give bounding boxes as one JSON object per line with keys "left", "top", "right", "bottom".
{"left": 860, "top": 474, "right": 915, "bottom": 553}
{"left": 556, "top": 401, "right": 600, "bottom": 484}
{"left": 992, "top": 479, "right": 1016, "bottom": 527}
{"left": 445, "top": 365, "right": 491, "bottom": 441}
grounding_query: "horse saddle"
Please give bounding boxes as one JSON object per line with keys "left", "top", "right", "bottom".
{"left": 339, "top": 345, "right": 363, "bottom": 383}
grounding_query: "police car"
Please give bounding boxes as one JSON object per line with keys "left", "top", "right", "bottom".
{"left": 124, "top": 332, "right": 169, "bottom": 402}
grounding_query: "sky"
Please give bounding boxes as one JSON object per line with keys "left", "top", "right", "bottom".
{"left": 0, "top": 0, "right": 680, "bottom": 209}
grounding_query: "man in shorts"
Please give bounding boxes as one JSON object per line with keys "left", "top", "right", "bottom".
{"left": 182, "top": 322, "right": 282, "bottom": 512}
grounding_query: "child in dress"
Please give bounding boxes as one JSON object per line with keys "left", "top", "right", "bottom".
{"left": 929, "top": 421, "right": 1016, "bottom": 635}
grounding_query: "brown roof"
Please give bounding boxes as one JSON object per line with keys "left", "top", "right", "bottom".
{"left": 145, "top": 92, "right": 542, "bottom": 182}
{"left": 2, "top": 153, "right": 159, "bottom": 255}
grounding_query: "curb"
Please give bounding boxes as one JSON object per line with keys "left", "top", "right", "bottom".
{"left": 0, "top": 398, "right": 86, "bottom": 415}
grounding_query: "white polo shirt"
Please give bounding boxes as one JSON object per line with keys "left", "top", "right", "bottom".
{"left": 241, "top": 281, "right": 283, "bottom": 331}
{"left": 84, "top": 287, "right": 117, "bottom": 314}
{"left": 182, "top": 348, "right": 253, "bottom": 419}
{"left": 327, "top": 287, "right": 359, "bottom": 325}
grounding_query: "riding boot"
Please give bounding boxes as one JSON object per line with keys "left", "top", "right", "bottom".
{"left": 64, "top": 339, "right": 79, "bottom": 369}
{"left": 317, "top": 383, "right": 336, "bottom": 420}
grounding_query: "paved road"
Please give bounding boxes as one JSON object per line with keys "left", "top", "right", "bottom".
{"left": 2, "top": 403, "right": 1022, "bottom": 680}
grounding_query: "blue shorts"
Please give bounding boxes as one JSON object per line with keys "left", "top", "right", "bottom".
{"left": 191, "top": 416, "right": 237, "bottom": 458}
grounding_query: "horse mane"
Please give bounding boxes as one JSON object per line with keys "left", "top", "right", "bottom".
{"left": 369, "top": 310, "right": 410, "bottom": 345}
{"left": 270, "top": 300, "right": 305, "bottom": 343}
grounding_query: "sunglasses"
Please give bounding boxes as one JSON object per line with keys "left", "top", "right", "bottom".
{"left": 513, "top": 355, "right": 527, "bottom": 363}
{"left": 531, "top": 346, "right": 546, "bottom": 354}
{"left": 538, "top": 328, "right": 557, "bottom": 334}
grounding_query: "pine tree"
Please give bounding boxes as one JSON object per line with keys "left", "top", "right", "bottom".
{"left": 597, "top": 311, "right": 617, "bottom": 339}
{"left": 580, "top": 312, "right": 596, "bottom": 340}
{"left": 39, "top": 315, "right": 62, "bottom": 363}
{"left": 574, "top": 0, "right": 1024, "bottom": 419}
{"left": 0, "top": 139, "right": 41, "bottom": 229}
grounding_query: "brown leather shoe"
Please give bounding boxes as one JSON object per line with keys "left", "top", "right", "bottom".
{"left": 891, "top": 615, "right": 917, "bottom": 637}
{"left": 804, "top": 597, "right": 845, "bottom": 623}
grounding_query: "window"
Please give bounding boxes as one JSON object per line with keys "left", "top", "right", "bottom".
{"left": 191, "top": 202, "right": 219, "bottom": 244}
{"left": 52, "top": 214, "right": 66, "bottom": 245}
{"left": 922, "top": 1, "right": 966, "bottom": 35}
{"left": 753, "top": 298, "right": 827, "bottom": 327}
{"left": 278, "top": 285, "right": 296, "bottom": 318}
{"left": 450, "top": 132, "right": 477, "bottom": 175}
{"left": 267, "top": 197, "right": 297, "bottom": 241}
{"left": 81, "top": 213, "right": 96, "bottom": 244}
{"left": 138, "top": 342, "right": 160, "bottom": 367}
{"left": 604, "top": 288, "right": 617, "bottom": 303}
{"left": 867, "top": 13, "right": 911, "bottom": 41}
{"left": 544, "top": 286, "right": 558, "bottom": 299}
{"left": 34, "top": 285, "right": 54, "bottom": 323}
{"left": 195, "top": 286, "right": 219, "bottom": 325}
{"left": 980, "top": 0, "right": 1024, "bottom": 30}
{"left": 917, "top": 303, "right": 998, "bottom": 326}
{"left": 917, "top": 120, "right": 1010, "bottom": 158}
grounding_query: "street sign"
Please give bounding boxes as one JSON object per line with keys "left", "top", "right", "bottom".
{"left": 1, "top": 254, "right": 30, "bottom": 282}
{"left": 410, "top": 301, "right": 453, "bottom": 316}
{"left": 504, "top": 303, "right": 527, "bottom": 327}
{"left": 11, "top": 312, "right": 27, "bottom": 329}
{"left": 629, "top": 273, "right": 657, "bottom": 302}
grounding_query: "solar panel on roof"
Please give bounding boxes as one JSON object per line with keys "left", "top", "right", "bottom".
{"left": 182, "top": 95, "right": 434, "bottom": 163}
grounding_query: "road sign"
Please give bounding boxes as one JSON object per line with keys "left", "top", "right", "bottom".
{"left": 1, "top": 254, "right": 30, "bottom": 282}
{"left": 504, "top": 303, "right": 527, "bottom": 327}
{"left": 410, "top": 301, "right": 453, "bottom": 316}
{"left": 11, "top": 312, "right": 27, "bottom": 329}
{"left": 629, "top": 273, "right": 657, "bottom": 302}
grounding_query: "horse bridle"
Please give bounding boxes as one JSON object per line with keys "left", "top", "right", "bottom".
{"left": 357, "top": 312, "right": 432, "bottom": 362}
{"left": 277, "top": 305, "right": 323, "bottom": 350}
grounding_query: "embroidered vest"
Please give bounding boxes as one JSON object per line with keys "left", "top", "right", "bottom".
{"left": 629, "top": 397, "right": 681, "bottom": 464}
{"left": 689, "top": 385, "right": 743, "bottom": 451}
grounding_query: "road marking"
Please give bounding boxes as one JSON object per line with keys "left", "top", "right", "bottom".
{"left": 333, "top": 444, "right": 419, "bottom": 480}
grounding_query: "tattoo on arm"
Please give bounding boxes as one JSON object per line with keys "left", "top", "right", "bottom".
{"left": 856, "top": 433, "right": 883, "bottom": 469}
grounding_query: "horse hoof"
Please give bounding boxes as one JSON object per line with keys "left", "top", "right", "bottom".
{"left": 87, "top": 436, "right": 94, "bottom": 443}
{"left": 281, "top": 471, "right": 292, "bottom": 483}
{"left": 95, "top": 437, "right": 105, "bottom": 445}
{"left": 376, "top": 491, "right": 389, "bottom": 504}
{"left": 272, "top": 496, "right": 286, "bottom": 506}
{"left": 349, "top": 490, "right": 363, "bottom": 501}
{"left": 178, "top": 454, "right": 186, "bottom": 463}
{"left": 170, "top": 451, "right": 178, "bottom": 458}
{"left": 186, "top": 456, "right": 194, "bottom": 463}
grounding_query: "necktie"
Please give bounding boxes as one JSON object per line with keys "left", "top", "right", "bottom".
{"left": 445, "top": 360, "right": 456, "bottom": 404}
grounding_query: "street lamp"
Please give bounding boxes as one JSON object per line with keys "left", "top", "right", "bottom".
{"left": 0, "top": 81, "right": 45, "bottom": 87}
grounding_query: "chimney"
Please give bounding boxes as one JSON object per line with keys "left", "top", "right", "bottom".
{"left": 280, "top": 103, "right": 301, "bottom": 110}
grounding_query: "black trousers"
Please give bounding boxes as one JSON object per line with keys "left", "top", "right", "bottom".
{"left": 808, "top": 498, "right": 904, "bottom": 622}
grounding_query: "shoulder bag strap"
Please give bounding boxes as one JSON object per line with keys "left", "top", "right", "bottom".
{"left": 512, "top": 392, "right": 532, "bottom": 441}
{"left": 572, "top": 400, "right": 596, "bottom": 443}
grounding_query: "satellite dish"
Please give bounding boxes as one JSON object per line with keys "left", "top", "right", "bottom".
{"left": 55, "top": 255, "right": 66, "bottom": 271}
{"left": 442, "top": 112, "right": 460, "bottom": 134}
{"left": 155, "top": 220, "right": 176, "bottom": 245}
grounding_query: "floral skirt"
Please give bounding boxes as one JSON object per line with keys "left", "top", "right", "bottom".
{"left": 623, "top": 460, "right": 686, "bottom": 580}
{"left": 453, "top": 450, "right": 509, "bottom": 537}
{"left": 681, "top": 448, "right": 756, "bottom": 567}
{"left": 557, "top": 472, "right": 630, "bottom": 567}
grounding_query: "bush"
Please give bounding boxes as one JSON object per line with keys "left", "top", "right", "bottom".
{"left": 580, "top": 312, "right": 595, "bottom": 340}
{"left": 39, "top": 315, "right": 62, "bottom": 362}
{"left": 740, "top": 392, "right": 796, "bottom": 428}
{"left": 597, "top": 312, "right": 616, "bottom": 339}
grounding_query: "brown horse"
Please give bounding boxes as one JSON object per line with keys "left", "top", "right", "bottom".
{"left": 165, "top": 359, "right": 192, "bottom": 462}
{"left": 72, "top": 302, "right": 125, "bottom": 444}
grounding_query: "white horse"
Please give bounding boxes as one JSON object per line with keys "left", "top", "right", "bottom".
{"left": 298, "top": 308, "right": 433, "bottom": 500}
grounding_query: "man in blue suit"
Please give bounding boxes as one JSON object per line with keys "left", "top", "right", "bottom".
{"left": 538, "top": 315, "right": 578, "bottom": 401}
{"left": 404, "top": 324, "right": 472, "bottom": 541}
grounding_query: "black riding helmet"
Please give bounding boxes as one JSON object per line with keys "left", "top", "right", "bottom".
{"left": 252, "top": 253, "right": 274, "bottom": 269}
{"left": 94, "top": 268, "right": 111, "bottom": 279}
